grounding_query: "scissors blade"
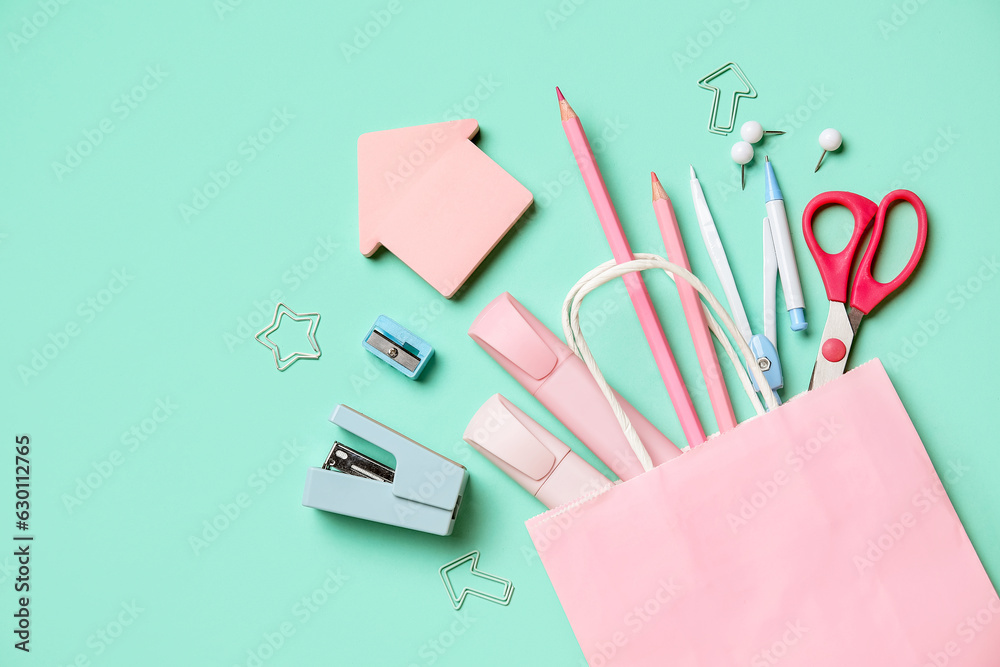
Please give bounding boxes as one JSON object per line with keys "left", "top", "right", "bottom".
{"left": 847, "top": 306, "right": 865, "bottom": 335}
{"left": 808, "top": 301, "right": 856, "bottom": 390}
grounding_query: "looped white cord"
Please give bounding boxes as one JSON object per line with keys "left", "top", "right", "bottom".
{"left": 562, "top": 254, "right": 779, "bottom": 472}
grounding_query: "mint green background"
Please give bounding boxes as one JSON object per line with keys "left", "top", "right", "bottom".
{"left": 3, "top": 0, "right": 998, "bottom": 665}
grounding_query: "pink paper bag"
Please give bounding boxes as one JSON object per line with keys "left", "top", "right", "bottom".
{"left": 526, "top": 360, "right": 1000, "bottom": 666}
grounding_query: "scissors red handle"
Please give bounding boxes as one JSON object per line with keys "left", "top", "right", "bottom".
{"left": 850, "top": 190, "right": 928, "bottom": 314}
{"left": 803, "top": 190, "right": 928, "bottom": 314}
{"left": 802, "top": 191, "right": 880, "bottom": 304}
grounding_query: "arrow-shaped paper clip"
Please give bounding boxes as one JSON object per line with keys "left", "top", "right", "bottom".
{"left": 439, "top": 551, "right": 514, "bottom": 610}
{"left": 697, "top": 62, "right": 757, "bottom": 136}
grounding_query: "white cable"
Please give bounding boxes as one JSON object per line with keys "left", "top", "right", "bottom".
{"left": 562, "top": 255, "right": 779, "bottom": 471}
{"left": 699, "top": 299, "right": 763, "bottom": 414}
{"left": 564, "top": 264, "right": 655, "bottom": 471}
{"left": 563, "top": 259, "right": 761, "bottom": 418}
{"left": 568, "top": 255, "right": 776, "bottom": 410}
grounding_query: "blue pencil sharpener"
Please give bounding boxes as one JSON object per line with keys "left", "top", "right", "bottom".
{"left": 362, "top": 315, "right": 434, "bottom": 379}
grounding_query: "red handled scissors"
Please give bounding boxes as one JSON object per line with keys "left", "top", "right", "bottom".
{"left": 802, "top": 190, "right": 928, "bottom": 389}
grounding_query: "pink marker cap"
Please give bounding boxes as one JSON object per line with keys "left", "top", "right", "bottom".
{"left": 468, "top": 292, "right": 571, "bottom": 394}
{"left": 468, "top": 292, "right": 681, "bottom": 481}
{"left": 464, "top": 394, "right": 611, "bottom": 509}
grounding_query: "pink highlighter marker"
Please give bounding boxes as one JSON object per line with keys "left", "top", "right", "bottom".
{"left": 468, "top": 292, "right": 682, "bottom": 481}
{"left": 464, "top": 394, "right": 613, "bottom": 509}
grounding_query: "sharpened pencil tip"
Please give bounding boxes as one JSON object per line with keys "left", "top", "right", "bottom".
{"left": 557, "top": 88, "right": 577, "bottom": 120}
{"left": 689, "top": 165, "right": 696, "bottom": 180}
{"left": 651, "top": 172, "right": 667, "bottom": 201}
{"left": 765, "top": 155, "right": 770, "bottom": 162}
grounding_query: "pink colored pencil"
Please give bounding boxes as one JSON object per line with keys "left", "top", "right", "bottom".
{"left": 557, "top": 87, "right": 706, "bottom": 448}
{"left": 652, "top": 172, "right": 737, "bottom": 434}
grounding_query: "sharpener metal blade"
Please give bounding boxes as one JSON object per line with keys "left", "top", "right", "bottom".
{"left": 366, "top": 330, "right": 421, "bottom": 372}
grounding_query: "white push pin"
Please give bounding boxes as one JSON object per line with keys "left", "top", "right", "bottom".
{"left": 731, "top": 141, "right": 754, "bottom": 190}
{"left": 814, "top": 128, "right": 842, "bottom": 173}
{"left": 740, "top": 120, "right": 785, "bottom": 144}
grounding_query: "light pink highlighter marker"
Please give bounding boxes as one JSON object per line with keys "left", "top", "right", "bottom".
{"left": 464, "top": 394, "right": 613, "bottom": 509}
{"left": 469, "top": 292, "right": 681, "bottom": 481}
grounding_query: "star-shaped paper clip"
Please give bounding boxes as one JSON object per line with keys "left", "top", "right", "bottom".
{"left": 255, "top": 303, "right": 322, "bottom": 371}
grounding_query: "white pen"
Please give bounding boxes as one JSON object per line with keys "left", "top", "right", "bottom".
{"left": 763, "top": 157, "right": 807, "bottom": 331}
{"left": 689, "top": 165, "right": 753, "bottom": 345}
{"left": 755, "top": 216, "right": 784, "bottom": 404}
{"left": 762, "top": 217, "right": 779, "bottom": 349}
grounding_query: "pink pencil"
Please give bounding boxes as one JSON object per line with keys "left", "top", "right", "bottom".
{"left": 557, "top": 87, "right": 706, "bottom": 447}
{"left": 652, "top": 172, "right": 737, "bottom": 434}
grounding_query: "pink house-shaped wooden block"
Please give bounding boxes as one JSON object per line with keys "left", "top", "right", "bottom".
{"left": 357, "top": 119, "right": 533, "bottom": 298}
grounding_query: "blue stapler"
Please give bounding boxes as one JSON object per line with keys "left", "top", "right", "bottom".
{"left": 302, "top": 405, "right": 467, "bottom": 536}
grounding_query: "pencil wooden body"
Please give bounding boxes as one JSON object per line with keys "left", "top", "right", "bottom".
{"left": 558, "top": 93, "right": 706, "bottom": 447}
{"left": 653, "top": 174, "right": 737, "bottom": 434}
